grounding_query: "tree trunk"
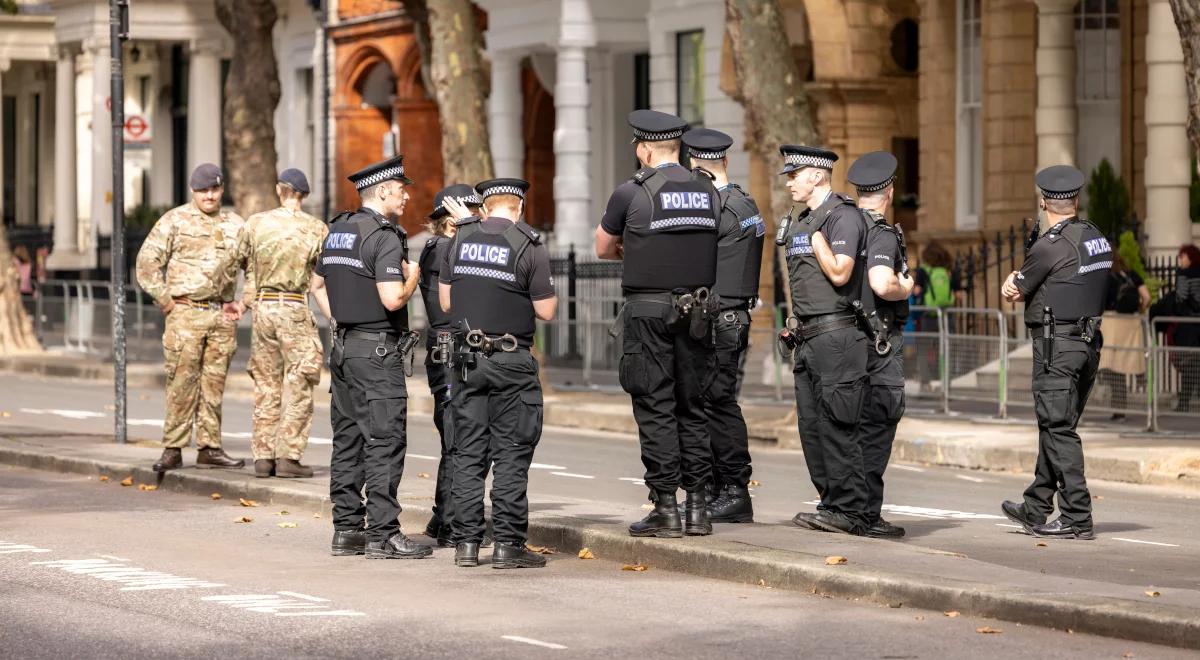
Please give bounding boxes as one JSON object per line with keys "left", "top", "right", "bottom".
{"left": 403, "top": 0, "right": 494, "bottom": 184}
{"left": 215, "top": 0, "right": 281, "bottom": 216}
{"left": 0, "top": 230, "right": 42, "bottom": 355}
{"left": 1169, "top": 0, "right": 1200, "bottom": 173}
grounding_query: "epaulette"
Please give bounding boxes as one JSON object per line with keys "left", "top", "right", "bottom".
{"left": 631, "top": 167, "right": 659, "bottom": 185}
{"left": 1044, "top": 219, "right": 1069, "bottom": 242}
{"left": 454, "top": 216, "right": 481, "bottom": 227}
{"left": 328, "top": 210, "right": 354, "bottom": 225}
{"left": 515, "top": 222, "right": 542, "bottom": 245}
{"left": 692, "top": 167, "right": 715, "bottom": 181}
{"left": 425, "top": 236, "right": 439, "bottom": 249}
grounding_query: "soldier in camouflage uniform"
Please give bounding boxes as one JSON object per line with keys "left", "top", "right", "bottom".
{"left": 135, "top": 163, "right": 246, "bottom": 472}
{"left": 235, "top": 169, "right": 328, "bottom": 479}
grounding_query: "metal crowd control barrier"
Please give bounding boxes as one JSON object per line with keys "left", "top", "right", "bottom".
{"left": 941, "top": 307, "right": 1007, "bottom": 417}
{"left": 1147, "top": 316, "right": 1200, "bottom": 431}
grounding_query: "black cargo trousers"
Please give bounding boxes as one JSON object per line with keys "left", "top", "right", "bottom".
{"left": 704, "top": 309, "right": 753, "bottom": 489}
{"left": 447, "top": 349, "right": 544, "bottom": 546}
{"left": 1023, "top": 332, "right": 1102, "bottom": 527}
{"left": 792, "top": 324, "right": 871, "bottom": 531}
{"left": 425, "top": 349, "right": 454, "bottom": 533}
{"left": 329, "top": 332, "right": 409, "bottom": 543}
{"left": 856, "top": 338, "right": 905, "bottom": 522}
{"left": 619, "top": 299, "right": 716, "bottom": 499}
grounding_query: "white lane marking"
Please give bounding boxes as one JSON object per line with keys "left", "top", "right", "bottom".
{"left": 531, "top": 463, "right": 567, "bottom": 470}
{"left": 0, "top": 542, "right": 52, "bottom": 555}
{"left": 890, "top": 465, "right": 925, "bottom": 473}
{"left": 995, "top": 523, "right": 1024, "bottom": 529}
{"left": 1112, "top": 537, "right": 1181, "bottom": 548}
{"left": 308, "top": 436, "right": 331, "bottom": 445}
{"left": 99, "top": 554, "right": 131, "bottom": 561}
{"left": 202, "top": 594, "right": 364, "bottom": 617}
{"left": 222, "top": 432, "right": 253, "bottom": 439}
{"left": 18, "top": 408, "right": 105, "bottom": 419}
{"left": 501, "top": 635, "right": 567, "bottom": 650}
{"left": 277, "top": 591, "right": 330, "bottom": 602}
{"left": 955, "top": 475, "right": 986, "bottom": 483}
{"left": 550, "top": 472, "right": 594, "bottom": 480}
{"left": 127, "top": 418, "right": 165, "bottom": 427}
{"left": 30, "top": 558, "right": 225, "bottom": 591}
{"left": 618, "top": 477, "right": 645, "bottom": 485}
{"left": 407, "top": 453, "right": 438, "bottom": 461}
{"left": 805, "top": 501, "right": 1004, "bottom": 521}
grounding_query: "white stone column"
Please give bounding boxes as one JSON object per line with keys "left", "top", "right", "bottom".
{"left": 47, "top": 48, "right": 86, "bottom": 270}
{"left": 89, "top": 37, "right": 113, "bottom": 239}
{"left": 150, "top": 44, "right": 174, "bottom": 208}
{"left": 1144, "top": 0, "right": 1191, "bottom": 258}
{"left": 1034, "top": 0, "right": 1077, "bottom": 170}
{"left": 553, "top": 0, "right": 596, "bottom": 250}
{"left": 187, "top": 39, "right": 223, "bottom": 175}
{"left": 0, "top": 58, "right": 8, "bottom": 228}
{"left": 489, "top": 49, "right": 525, "bottom": 179}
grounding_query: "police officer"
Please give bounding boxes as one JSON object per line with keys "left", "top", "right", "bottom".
{"left": 1000, "top": 165, "right": 1109, "bottom": 540}
{"left": 681, "top": 128, "right": 764, "bottom": 524}
{"left": 419, "top": 183, "right": 482, "bottom": 547}
{"left": 847, "top": 152, "right": 914, "bottom": 538}
{"left": 439, "top": 178, "right": 557, "bottom": 569}
{"left": 595, "top": 110, "right": 720, "bottom": 538}
{"left": 311, "top": 155, "right": 432, "bottom": 559}
{"left": 777, "top": 144, "right": 871, "bottom": 536}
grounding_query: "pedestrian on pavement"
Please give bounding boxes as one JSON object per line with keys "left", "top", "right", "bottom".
{"left": 595, "top": 110, "right": 721, "bottom": 539}
{"left": 419, "top": 183, "right": 481, "bottom": 547}
{"left": 847, "top": 151, "right": 914, "bottom": 538}
{"left": 136, "top": 163, "right": 246, "bottom": 473}
{"left": 235, "top": 168, "right": 328, "bottom": 479}
{"left": 913, "top": 240, "right": 956, "bottom": 392}
{"left": 776, "top": 144, "right": 872, "bottom": 536}
{"left": 681, "top": 127, "right": 764, "bottom": 524}
{"left": 1098, "top": 255, "right": 1149, "bottom": 419}
{"left": 311, "top": 155, "right": 432, "bottom": 560}
{"left": 1001, "top": 165, "right": 1110, "bottom": 540}
{"left": 1167, "top": 245, "right": 1200, "bottom": 412}
{"left": 440, "top": 178, "right": 557, "bottom": 569}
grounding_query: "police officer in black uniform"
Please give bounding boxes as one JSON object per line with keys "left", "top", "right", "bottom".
{"left": 313, "top": 155, "right": 432, "bottom": 560}
{"left": 595, "top": 110, "right": 720, "bottom": 538}
{"left": 681, "top": 127, "right": 764, "bottom": 524}
{"left": 847, "top": 151, "right": 915, "bottom": 538}
{"left": 419, "top": 184, "right": 482, "bottom": 547}
{"left": 440, "top": 178, "right": 557, "bottom": 568}
{"left": 1001, "top": 165, "right": 1109, "bottom": 540}
{"left": 776, "top": 144, "right": 871, "bottom": 536}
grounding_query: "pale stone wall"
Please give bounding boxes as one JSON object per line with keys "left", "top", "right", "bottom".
{"left": 981, "top": 0, "right": 1037, "bottom": 234}
{"left": 916, "top": 0, "right": 957, "bottom": 238}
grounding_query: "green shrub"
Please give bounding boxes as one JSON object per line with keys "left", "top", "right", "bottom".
{"left": 1086, "top": 158, "right": 1130, "bottom": 237}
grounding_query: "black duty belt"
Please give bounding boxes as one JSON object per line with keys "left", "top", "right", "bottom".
{"left": 341, "top": 328, "right": 402, "bottom": 344}
{"left": 796, "top": 313, "right": 857, "bottom": 340}
{"left": 719, "top": 296, "right": 757, "bottom": 312}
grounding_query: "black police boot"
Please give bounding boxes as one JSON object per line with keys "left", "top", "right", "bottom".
{"left": 455, "top": 542, "right": 480, "bottom": 567}
{"left": 684, "top": 490, "right": 713, "bottom": 536}
{"left": 424, "top": 515, "right": 443, "bottom": 540}
{"left": 196, "top": 447, "right": 246, "bottom": 470}
{"left": 866, "top": 517, "right": 906, "bottom": 538}
{"left": 710, "top": 485, "right": 754, "bottom": 523}
{"left": 492, "top": 542, "right": 548, "bottom": 570}
{"left": 1030, "top": 519, "right": 1095, "bottom": 540}
{"left": 365, "top": 532, "right": 433, "bottom": 559}
{"left": 330, "top": 528, "right": 367, "bottom": 556}
{"left": 152, "top": 447, "right": 182, "bottom": 472}
{"left": 677, "top": 482, "right": 718, "bottom": 515}
{"left": 791, "top": 511, "right": 819, "bottom": 529}
{"left": 809, "top": 510, "right": 865, "bottom": 536}
{"left": 254, "top": 459, "right": 275, "bottom": 478}
{"left": 629, "top": 492, "right": 683, "bottom": 538}
{"left": 1001, "top": 500, "right": 1044, "bottom": 532}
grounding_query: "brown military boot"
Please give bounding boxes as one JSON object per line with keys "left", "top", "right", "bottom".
{"left": 196, "top": 447, "right": 246, "bottom": 470}
{"left": 152, "top": 447, "right": 182, "bottom": 472}
{"left": 275, "top": 458, "right": 314, "bottom": 478}
{"left": 254, "top": 459, "right": 275, "bottom": 478}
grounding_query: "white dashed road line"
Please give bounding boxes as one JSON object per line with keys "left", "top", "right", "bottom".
{"left": 531, "top": 463, "right": 567, "bottom": 470}
{"left": 407, "top": 453, "right": 438, "bottom": 461}
{"left": 954, "top": 475, "right": 986, "bottom": 483}
{"left": 99, "top": 554, "right": 131, "bottom": 562}
{"left": 995, "top": 523, "right": 1025, "bottom": 529}
{"left": 618, "top": 477, "right": 645, "bottom": 485}
{"left": 501, "top": 635, "right": 567, "bottom": 650}
{"left": 1112, "top": 537, "right": 1181, "bottom": 548}
{"left": 551, "top": 472, "right": 594, "bottom": 480}
{"left": 890, "top": 464, "right": 926, "bottom": 473}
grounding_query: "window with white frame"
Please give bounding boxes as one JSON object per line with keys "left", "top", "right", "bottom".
{"left": 1075, "top": 0, "right": 1121, "bottom": 188}
{"left": 956, "top": 0, "right": 982, "bottom": 229}
{"left": 676, "top": 30, "right": 704, "bottom": 128}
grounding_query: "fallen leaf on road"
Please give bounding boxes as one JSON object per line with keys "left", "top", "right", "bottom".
{"left": 748, "top": 480, "right": 762, "bottom": 487}
{"left": 757, "top": 579, "right": 773, "bottom": 589}
{"left": 120, "top": 476, "right": 133, "bottom": 487}
{"left": 976, "top": 627, "right": 1002, "bottom": 634}
{"left": 274, "top": 510, "right": 290, "bottom": 516}
{"left": 137, "top": 484, "right": 157, "bottom": 491}
{"left": 277, "top": 522, "right": 298, "bottom": 529}
{"left": 622, "top": 564, "right": 649, "bottom": 572}
{"left": 888, "top": 602, "right": 903, "bottom": 608}
{"left": 210, "top": 493, "right": 222, "bottom": 500}
{"left": 914, "top": 616, "right": 925, "bottom": 621}
{"left": 234, "top": 517, "right": 252, "bottom": 523}
{"left": 1035, "top": 542, "right": 1047, "bottom": 548}
{"left": 1095, "top": 495, "right": 1104, "bottom": 500}
{"left": 578, "top": 548, "right": 595, "bottom": 560}
{"left": 239, "top": 498, "right": 259, "bottom": 507}
{"left": 312, "top": 513, "right": 321, "bottom": 518}
{"left": 1145, "top": 590, "right": 1160, "bottom": 598}
{"left": 99, "top": 475, "right": 110, "bottom": 482}
{"left": 825, "top": 556, "right": 848, "bottom": 566}
{"left": 1, "top": 411, "right": 11, "bottom": 418}
{"left": 417, "top": 472, "right": 430, "bottom": 479}
{"left": 640, "top": 504, "right": 654, "bottom": 510}
{"left": 944, "top": 611, "right": 960, "bottom": 618}
{"left": 104, "top": 404, "right": 116, "bottom": 411}
{"left": 525, "top": 544, "right": 555, "bottom": 555}
{"left": 1124, "top": 653, "right": 1134, "bottom": 658}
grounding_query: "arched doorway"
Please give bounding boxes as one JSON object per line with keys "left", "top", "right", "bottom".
{"left": 522, "top": 60, "right": 555, "bottom": 232}
{"left": 334, "top": 49, "right": 396, "bottom": 213}
{"left": 394, "top": 44, "right": 443, "bottom": 236}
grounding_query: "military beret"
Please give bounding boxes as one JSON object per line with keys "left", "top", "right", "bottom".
{"left": 1036, "top": 165, "right": 1085, "bottom": 200}
{"left": 348, "top": 154, "right": 413, "bottom": 191}
{"left": 475, "top": 178, "right": 530, "bottom": 201}
{"left": 628, "top": 109, "right": 687, "bottom": 143}
{"left": 846, "top": 151, "right": 898, "bottom": 194}
{"left": 430, "top": 183, "right": 483, "bottom": 220}
{"left": 779, "top": 144, "right": 838, "bottom": 175}
{"left": 278, "top": 168, "right": 310, "bottom": 194}
{"left": 683, "top": 128, "right": 733, "bottom": 160}
{"left": 189, "top": 163, "right": 223, "bottom": 190}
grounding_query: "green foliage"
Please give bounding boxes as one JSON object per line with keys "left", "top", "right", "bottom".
{"left": 126, "top": 204, "right": 170, "bottom": 232}
{"left": 1118, "top": 231, "right": 1145, "bottom": 279}
{"left": 0, "top": 0, "right": 18, "bottom": 15}
{"left": 1086, "top": 158, "right": 1130, "bottom": 237}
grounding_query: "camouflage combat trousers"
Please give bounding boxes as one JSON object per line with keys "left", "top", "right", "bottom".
{"left": 162, "top": 307, "right": 237, "bottom": 449}
{"left": 248, "top": 302, "right": 323, "bottom": 460}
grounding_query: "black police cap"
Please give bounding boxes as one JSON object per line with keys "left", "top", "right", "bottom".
{"left": 682, "top": 128, "right": 733, "bottom": 160}
{"left": 475, "top": 178, "right": 530, "bottom": 201}
{"left": 278, "top": 168, "right": 310, "bottom": 194}
{"left": 846, "top": 151, "right": 898, "bottom": 194}
{"left": 1036, "top": 165, "right": 1085, "bottom": 200}
{"left": 779, "top": 144, "right": 838, "bottom": 175}
{"left": 347, "top": 154, "right": 413, "bottom": 191}
{"left": 628, "top": 109, "right": 687, "bottom": 143}
{"left": 430, "top": 183, "right": 483, "bottom": 220}
{"left": 189, "top": 163, "right": 223, "bottom": 190}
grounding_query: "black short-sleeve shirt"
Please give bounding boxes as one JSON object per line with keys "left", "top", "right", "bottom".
{"left": 439, "top": 217, "right": 555, "bottom": 300}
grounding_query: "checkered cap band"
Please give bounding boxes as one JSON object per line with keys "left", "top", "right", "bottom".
{"left": 634, "top": 128, "right": 685, "bottom": 141}
{"left": 433, "top": 193, "right": 483, "bottom": 215}
{"left": 855, "top": 176, "right": 895, "bottom": 194}
{"left": 785, "top": 154, "right": 835, "bottom": 170}
{"left": 480, "top": 185, "right": 526, "bottom": 200}
{"left": 355, "top": 165, "right": 406, "bottom": 190}
{"left": 1040, "top": 187, "right": 1080, "bottom": 200}
{"left": 690, "top": 149, "right": 727, "bottom": 160}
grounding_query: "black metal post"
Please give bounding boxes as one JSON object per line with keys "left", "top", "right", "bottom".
{"left": 567, "top": 244, "right": 578, "bottom": 358}
{"left": 110, "top": 0, "right": 130, "bottom": 444}
{"left": 320, "top": 1, "right": 331, "bottom": 220}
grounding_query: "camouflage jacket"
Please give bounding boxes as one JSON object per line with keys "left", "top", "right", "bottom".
{"left": 135, "top": 202, "right": 245, "bottom": 306}
{"left": 236, "top": 206, "right": 328, "bottom": 307}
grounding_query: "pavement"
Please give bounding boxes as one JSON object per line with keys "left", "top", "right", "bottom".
{"left": 0, "top": 371, "right": 1199, "bottom": 650}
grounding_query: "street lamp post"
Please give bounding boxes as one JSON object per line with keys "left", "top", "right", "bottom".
{"left": 110, "top": 0, "right": 130, "bottom": 444}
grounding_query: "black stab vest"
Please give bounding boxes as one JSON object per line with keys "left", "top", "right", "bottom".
{"left": 621, "top": 166, "right": 719, "bottom": 292}
{"left": 1024, "top": 217, "right": 1112, "bottom": 326}
{"left": 859, "top": 209, "right": 909, "bottom": 327}
{"left": 782, "top": 193, "right": 864, "bottom": 318}
{"left": 713, "top": 183, "right": 765, "bottom": 303}
{"left": 447, "top": 218, "right": 539, "bottom": 347}
{"left": 320, "top": 208, "right": 409, "bottom": 333}
{"left": 418, "top": 235, "right": 456, "bottom": 342}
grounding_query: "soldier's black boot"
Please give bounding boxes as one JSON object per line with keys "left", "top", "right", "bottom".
{"left": 275, "top": 458, "right": 314, "bottom": 478}
{"left": 684, "top": 490, "right": 713, "bottom": 536}
{"left": 365, "top": 532, "right": 433, "bottom": 559}
{"left": 455, "top": 542, "right": 480, "bottom": 567}
{"left": 491, "top": 542, "right": 547, "bottom": 569}
{"left": 196, "top": 447, "right": 246, "bottom": 470}
{"left": 152, "top": 447, "right": 182, "bottom": 472}
{"left": 629, "top": 492, "right": 683, "bottom": 538}
{"left": 330, "top": 528, "right": 367, "bottom": 556}
{"left": 254, "top": 459, "right": 275, "bottom": 478}
{"left": 709, "top": 485, "right": 754, "bottom": 523}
